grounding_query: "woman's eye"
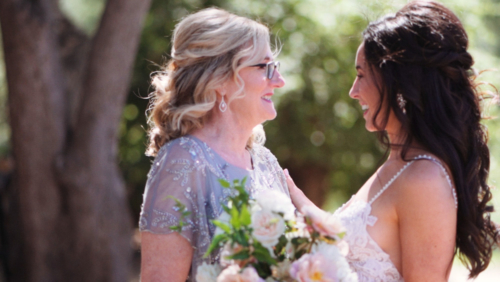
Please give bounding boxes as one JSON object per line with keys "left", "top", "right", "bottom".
{"left": 356, "top": 74, "right": 363, "bottom": 78}
{"left": 257, "top": 64, "right": 267, "bottom": 69}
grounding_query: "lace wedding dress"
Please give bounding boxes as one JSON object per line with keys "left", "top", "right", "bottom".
{"left": 139, "top": 135, "right": 290, "bottom": 281}
{"left": 333, "top": 155, "right": 457, "bottom": 282}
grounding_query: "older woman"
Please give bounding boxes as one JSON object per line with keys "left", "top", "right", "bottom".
{"left": 288, "top": 1, "right": 497, "bottom": 281}
{"left": 138, "top": 8, "right": 289, "bottom": 282}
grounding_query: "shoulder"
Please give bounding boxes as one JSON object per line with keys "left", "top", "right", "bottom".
{"left": 396, "top": 157, "right": 456, "bottom": 214}
{"left": 156, "top": 135, "right": 218, "bottom": 164}
{"left": 148, "top": 136, "right": 212, "bottom": 179}
{"left": 250, "top": 143, "right": 278, "bottom": 164}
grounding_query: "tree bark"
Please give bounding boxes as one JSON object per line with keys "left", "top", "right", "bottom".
{"left": 0, "top": 0, "right": 152, "bottom": 280}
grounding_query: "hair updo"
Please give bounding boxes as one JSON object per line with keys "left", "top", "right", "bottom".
{"left": 146, "top": 8, "right": 270, "bottom": 156}
{"left": 362, "top": 1, "right": 497, "bottom": 277}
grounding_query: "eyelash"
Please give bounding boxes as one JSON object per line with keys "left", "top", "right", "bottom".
{"left": 356, "top": 74, "right": 363, "bottom": 78}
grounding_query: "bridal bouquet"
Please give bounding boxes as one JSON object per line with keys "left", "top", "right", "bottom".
{"left": 193, "top": 178, "right": 358, "bottom": 282}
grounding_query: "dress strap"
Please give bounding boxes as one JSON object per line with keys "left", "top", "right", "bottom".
{"left": 410, "top": 155, "right": 458, "bottom": 208}
{"left": 368, "top": 160, "right": 414, "bottom": 205}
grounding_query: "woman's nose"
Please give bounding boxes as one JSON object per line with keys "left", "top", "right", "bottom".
{"left": 271, "top": 70, "right": 285, "bottom": 88}
{"left": 349, "top": 80, "right": 358, "bottom": 99}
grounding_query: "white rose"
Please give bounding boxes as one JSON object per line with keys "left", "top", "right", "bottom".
{"left": 251, "top": 209, "right": 286, "bottom": 248}
{"left": 217, "top": 265, "right": 264, "bottom": 282}
{"left": 312, "top": 242, "right": 357, "bottom": 282}
{"left": 196, "top": 262, "right": 221, "bottom": 282}
{"left": 254, "top": 190, "right": 295, "bottom": 220}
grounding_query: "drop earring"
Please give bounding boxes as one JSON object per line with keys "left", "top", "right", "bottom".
{"left": 397, "top": 93, "right": 407, "bottom": 114}
{"left": 219, "top": 96, "right": 227, "bottom": 112}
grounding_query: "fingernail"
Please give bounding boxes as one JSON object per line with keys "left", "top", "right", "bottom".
{"left": 284, "top": 169, "right": 289, "bottom": 176}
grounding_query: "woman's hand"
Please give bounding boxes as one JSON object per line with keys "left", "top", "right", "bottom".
{"left": 284, "top": 169, "right": 320, "bottom": 213}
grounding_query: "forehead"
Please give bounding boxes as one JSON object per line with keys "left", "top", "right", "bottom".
{"left": 258, "top": 42, "right": 273, "bottom": 60}
{"left": 355, "top": 43, "right": 366, "bottom": 67}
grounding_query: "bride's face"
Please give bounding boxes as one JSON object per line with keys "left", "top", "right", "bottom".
{"left": 349, "top": 43, "right": 400, "bottom": 134}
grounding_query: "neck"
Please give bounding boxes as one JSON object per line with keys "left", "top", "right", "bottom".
{"left": 190, "top": 110, "right": 255, "bottom": 168}
{"left": 387, "top": 131, "right": 428, "bottom": 161}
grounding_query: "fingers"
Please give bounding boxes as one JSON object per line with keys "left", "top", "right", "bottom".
{"left": 283, "top": 169, "right": 294, "bottom": 183}
{"left": 284, "top": 169, "right": 296, "bottom": 188}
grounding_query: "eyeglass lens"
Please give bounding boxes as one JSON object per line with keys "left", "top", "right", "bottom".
{"left": 267, "top": 62, "right": 280, "bottom": 79}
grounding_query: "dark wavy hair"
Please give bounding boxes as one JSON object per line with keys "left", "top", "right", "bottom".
{"left": 362, "top": 1, "right": 497, "bottom": 278}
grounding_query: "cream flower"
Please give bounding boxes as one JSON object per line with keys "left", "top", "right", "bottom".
{"left": 196, "top": 262, "right": 221, "bottom": 282}
{"left": 302, "top": 206, "right": 344, "bottom": 237}
{"left": 289, "top": 253, "right": 338, "bottom": 282}
{"left": 251, "top": 209, "right": 286, "bottom": 249}
{"left": 216, "top": 265, "right": 264, "bottom": 282}
{"left": 271, "top": 259, "right": 293, "bottom": 281}
{"left": 254, "top": 190, "right": 295, "bottom": 220}
{"left": 311, "top": 242, "right": 357, "bottom": 282}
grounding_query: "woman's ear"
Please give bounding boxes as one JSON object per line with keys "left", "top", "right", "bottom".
{"left": 215, "top": 82, "right": 227, "bottom": 99}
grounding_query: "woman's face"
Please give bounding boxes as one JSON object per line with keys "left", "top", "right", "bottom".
{"left": 349, "top": 44, "right": 400, "bottom": 134}
{"left": 224, "top": 44, "right": 285, "bottom": 128}
{"left": 349, "top": 44, "right": 382, "bottom": 132}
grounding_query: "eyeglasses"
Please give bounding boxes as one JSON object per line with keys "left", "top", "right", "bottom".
{"left": 251, "top": 61, "right": 280, "bottom": 79}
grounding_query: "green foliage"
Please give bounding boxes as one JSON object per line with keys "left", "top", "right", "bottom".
{"left": 165, "top": 196, "right": 192, "bottom": 232}
{"left": 50, "top": 0, "right": 500, "bottom": 221}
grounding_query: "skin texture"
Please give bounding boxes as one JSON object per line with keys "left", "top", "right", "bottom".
{"left": 141, "top": 232, "right": 193, "bottom": 282}
{"left": 287, "top": 43, "right": 457, "bottom": 282}
{"left": 140, "top": 44, "right": 285, "bottom": 282}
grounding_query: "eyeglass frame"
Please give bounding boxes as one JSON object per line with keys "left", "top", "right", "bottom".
{"left": 250, "top": 61, "right": 280, "bottom": 79}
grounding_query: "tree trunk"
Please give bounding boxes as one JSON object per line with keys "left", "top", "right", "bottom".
{"left": 0, "top": 0, "right": 152, "bottom": 280}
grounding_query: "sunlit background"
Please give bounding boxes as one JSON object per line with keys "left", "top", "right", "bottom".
{"left": 1, "top": 0, "right": 500, "bottom": 280}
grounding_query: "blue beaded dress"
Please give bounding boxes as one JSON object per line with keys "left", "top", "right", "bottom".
{"left": 139, "top": 135, "right": 290, "bottom": 281}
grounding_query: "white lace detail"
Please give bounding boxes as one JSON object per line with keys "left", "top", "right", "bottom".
{"left": 334, "top": 201, "right": 403, "bottom": 282}
{"left": 333, "top": 154, "right": 456, "bottom": 282}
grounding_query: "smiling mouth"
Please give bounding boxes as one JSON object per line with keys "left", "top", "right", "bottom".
{"left": 361, "top": 105, "right": 369, "bottom": 111}
{"left": 262, "top": 95, "right": 273, "bottom": 101}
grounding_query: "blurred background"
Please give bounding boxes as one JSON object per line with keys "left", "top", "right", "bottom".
{"left": 1, "top": 0, "right": 500, "bottom": 281}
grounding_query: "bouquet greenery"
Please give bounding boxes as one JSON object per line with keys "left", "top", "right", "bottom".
{"left": 174, "top": 178, "right": 357, "bottom": 282}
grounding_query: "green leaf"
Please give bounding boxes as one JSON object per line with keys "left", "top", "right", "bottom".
{"left": 234, "top": 230, "right": 249, "bottom": 247}
{"left": 230, "top": 204, "right": 241, "bottom": 229}
{"left": 239, "top": 204, "right": 251, "bottom": 226}
{"left": 252, "top": 247, "right": 277, "bottom": 265}
{"left": 227, "top": 249, "right": 250, "bottom": 260}
{"left": 204, "top": 234, "right": 228, "bottom": 258}
{"left": 169, "top": 226, "right": 181, "bottom": 232}
{"left": 222, "top": 204, "right": 231, "bottom": 214}
{"left": 212, "top": 220, "right": 231, "bottom": 234}
{"left": 218, "top": 179, "right": 230, "bottom": 188}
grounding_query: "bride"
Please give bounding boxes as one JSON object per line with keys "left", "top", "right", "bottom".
{"left": 287, "top": 1, "right": 498, "bottom": 281}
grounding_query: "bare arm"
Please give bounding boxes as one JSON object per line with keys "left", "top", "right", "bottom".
{"left": 397, "top": 161, "right": 456, "bottom": 282}
{"left": 140, "top": 232, "right": 194, "bottom": 282}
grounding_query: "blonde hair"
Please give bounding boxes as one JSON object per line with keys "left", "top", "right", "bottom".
{"left": 146, "top": 8, "right": 271, "bottom": 156}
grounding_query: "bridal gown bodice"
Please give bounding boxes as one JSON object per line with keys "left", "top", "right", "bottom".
{"left": 333, "top": 155, "right": 457, "bottom": 282}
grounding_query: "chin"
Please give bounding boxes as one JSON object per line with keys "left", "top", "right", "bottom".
{"left": 262, "top": 109, "right": 277, "bottom": 121}
{"left": 364, "top": 124, "right": 377, "bottom": 132}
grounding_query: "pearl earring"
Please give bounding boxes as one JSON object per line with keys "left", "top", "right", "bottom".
{"left": 219, "top": 96, "right": 227, "bottom": 112}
